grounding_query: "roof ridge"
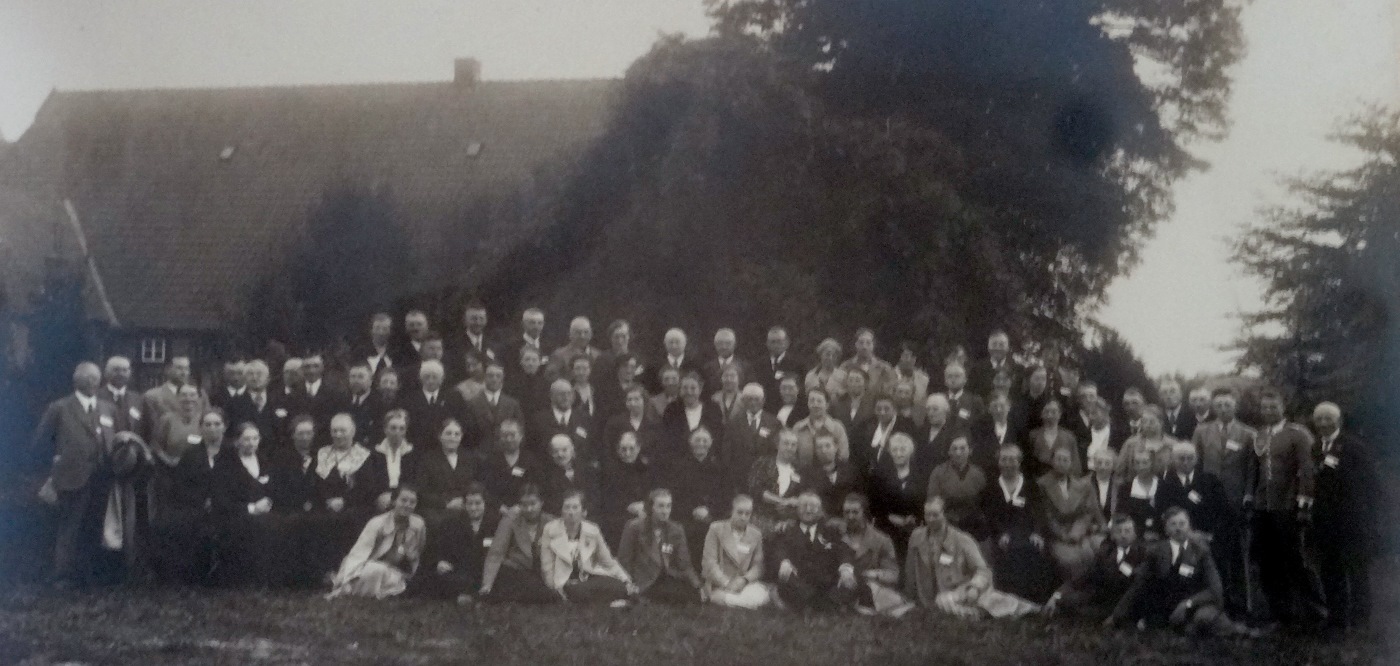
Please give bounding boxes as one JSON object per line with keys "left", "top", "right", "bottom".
{"left": 50, "top": 77, "right": 620, "bottom": 96}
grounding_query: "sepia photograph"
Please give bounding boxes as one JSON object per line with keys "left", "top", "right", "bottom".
{"left": 0, "top": 0, "right": 1396, "bottom": 663}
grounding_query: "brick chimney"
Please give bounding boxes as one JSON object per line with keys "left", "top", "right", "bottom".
{"left": 454, "top": 58, "right": 481, "bottom": 88}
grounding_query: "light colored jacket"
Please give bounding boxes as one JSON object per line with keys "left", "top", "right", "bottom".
{"left": 334, "top": 511, "right": 426, "bottom": 582}
{"left": 539, "top": 519, "right": 631, "bottom": 590}
{"left": 904, "top": 523, "right": 990, "bottom": 608}
{"left": 701, "top": 519, "right": 764, "bottom": 592}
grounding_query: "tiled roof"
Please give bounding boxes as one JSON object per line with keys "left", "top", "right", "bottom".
{"left": 1, "top": 78, "right": 617, "bottom": 330}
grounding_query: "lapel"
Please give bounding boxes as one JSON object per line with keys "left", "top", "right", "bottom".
{"left": 719, "top": 523, "right": 752, "bottom": 564}
{"left": 842, "top": 526, "right": 871, "bottom": 561}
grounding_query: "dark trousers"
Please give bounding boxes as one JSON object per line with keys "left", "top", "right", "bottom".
{"left": 52, "top": 476, "right": 111, "bottom": 586}
{"left": 1317, "top": 538, "right": 1371, "bottom": 628}
{"left": 777, "top": 574, "right": 857, "bottom": 610}
{"left": 1213, "top": 523, "right": 1247, "bottom": 616}
{"left": 1253, "top": 511, "right": 1325, "bottom": 624}
{"left": 642, "top": 574, "right": 700, "bottom": 604}
{"left": 486, "top": 565, "right": 559, "bottom": 604}
{"left": 562, "top": 575, "right": 629, "bottom": 604}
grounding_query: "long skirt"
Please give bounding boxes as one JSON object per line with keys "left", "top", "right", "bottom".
{"left": 485, "top": 565, "right": 560, "bottom": 604}
{"left": 328, "top": 560, "right": 410, "bottom": 599}
{"left": 983, "top": 539, "right": 1059, "bottom": 603}
{"left": 217, "top": 513, "right": 295, "bottom": 588}
{"left": 562, "top": 575, "right": 629, "bottom": 604}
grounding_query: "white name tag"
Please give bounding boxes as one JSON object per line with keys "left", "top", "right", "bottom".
{"left": 791, "top": 473, "right": 802, "bottom": 484}
{"left": 958, "top": 408, "right": 971, "bottom": 419}
{"left": 98, "top": 415, "right": 114, "bottom": 428}
{"left": 483, "top": 537, "right": 493, "bottom": 547}
{"left": 1178, "top": 563, "right": 1195, "bottom": 577}
{"left": 1187, "top": 490, "right": 1202, "bottom": 504}
{"left": 759, "top": 427, "right": 771, "bottom": 438}
{"left": 736, "top": 543, "right": 752, "bottom": 554}
{"left": 1145, "top": 518, "right": 1154, "bottom": 527}
{"left": 257, "top": 475, "right": 269, "bottom": 484}
{"left": 574, "top": 427, "right": 587, "bottom": 439}
{"left": 1011, "top": 496, "right": 1025, "bottom": 508}
{"left": 1323, "top": 454, "right": 1340, "bottom": 469}
{"left": 511, "top": 466, "right": 525, "bottom": 477}
{"left": 661, "top": 543, "right": 674, "bottom": 555}
{"left": 275, "top": 408, "right": 288, "bottom": 418}
{"left": 129, "top": 407, "right": 142, "bottom": 421}
{"left": 938, "top": 553, "right": 954, "bottom": 565}
{"left": 1225, "top": 440, "right": 1241, "bottom": 452}
{"left": 187, "top": 434, "right": 202, "bottom": 445}
{"left": 1118, "top": 562, "right": 1134, "bottom": 577}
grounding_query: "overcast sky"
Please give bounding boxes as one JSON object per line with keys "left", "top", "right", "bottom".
{"left": 1, "top": 0, "right": 1396, "bottom": 376}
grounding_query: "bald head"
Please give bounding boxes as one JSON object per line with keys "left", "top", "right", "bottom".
{"left": 74, "top": 362, "right": 101, "bottom": 395}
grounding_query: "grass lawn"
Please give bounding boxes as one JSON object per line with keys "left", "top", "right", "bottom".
{"left": 0, "top": 574, "right": 1394, "bottom": 666}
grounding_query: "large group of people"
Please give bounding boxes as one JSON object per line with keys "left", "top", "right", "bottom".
{"left": 27, "top": 306, "right": 1377, "bottom": 635}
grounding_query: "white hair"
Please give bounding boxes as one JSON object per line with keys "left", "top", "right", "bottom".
{"left": 714, "top": 328, "right": 736, "bottom": 343}
{"left": 665, "top": 328, "right": 687, "bottom": 346}
{"left": 104, "top": 356, "right": 131, "bottom": 371}
{"left": 741, "top": 383, "right": 765, "bottom": 400}
{"left": 418, "top": 360, "right": 444, "bottom": 379}
{"left": 1312, "top": 402, "right": 1342, "bottom": 419}
{"left": 925, "top": 393, "right": 950, "bottom": 410}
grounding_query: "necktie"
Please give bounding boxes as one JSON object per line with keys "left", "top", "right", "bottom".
{"left": 255, "top": 394, "right": 265, "bottom": 410}
{"left": 489, "top": 394, "right": 497, "bottom": 407}
{"left": 750, "top": 414, "right": 759, "bottom": 431}
{"left": 808, "top": 526, "right": 816, "bottom": 543}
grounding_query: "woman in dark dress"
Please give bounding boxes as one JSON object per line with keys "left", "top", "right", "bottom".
{"left": 867, "top": 433, "right": 924, "bottom": 560}
{"left": 313, "top": 413, "right": 390, "bottom": 579}
{"left": 747, "top": 429, "right": 806, "bottom": 530}
{"left": 599, "top": 430, "right": 654, "bottom": 548}
{"left": 978, "top": 443, "right": 1058, "bottom": 603}
{"left": 155, "top": 407, "right": 229, "bottom": 586}
{"left": 214, "top": 422, "right": 293, "bottom": 587}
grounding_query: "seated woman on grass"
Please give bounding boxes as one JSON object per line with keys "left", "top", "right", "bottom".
{"left": 327, "top": 485, "right": 426, "bottom": 599}
{"left": 540, "top": 490, "right": 638, "bottom": 605}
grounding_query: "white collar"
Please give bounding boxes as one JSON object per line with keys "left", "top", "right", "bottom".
{"left": 998, "top": 475, "right": 1024, "bottom": 501}
{"left": 554, "top": 407, "right": 571, "bottom": 420}
{"left": 523, "top": 333, "right": 540, "bottom": 345}
{"left": 75, "top": 392, "right": 97, "bottom": 409}
{"left": 484, "top": 389, "right": 501, "bottom": 402}
{"left": 105, "top": 385, "right": 126, "bottom": 397}
{"left": 1130, "top": 475, "right": 1157, "bottom": 498}
{"left": 305, "top": 378, "right": 322, "bottom": 394}
{"left": 423, "top": 389, "right": 438, "bottom": 401}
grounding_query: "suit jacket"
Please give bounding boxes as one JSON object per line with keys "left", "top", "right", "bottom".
{"left": 805, "top": 462, "right": 861, "bottom": 517}
{"left": 1157, "top": 470, "right": 1230, "bottom": 537}
{"left": 98, "top": 386, "right": 145, "bottom": 438}
{"left": 530, "top": 407, "right": 596, "bottom": 463}
{"left": 539, "top": 463, "right": 600, "bottom": 517}
{"left": 838, "top": 357, "right": 898, "bottom": 397}
{"left": 1253, "top": 421, "right": 1316, "bottom": 513}
{"left": 747, "top": 456, "right": 806, "bottom": 522}
{"left": 979, "top": 474, "right": 1044, "bottom": 543}
{"left": 539, "top": 519, "right": 630, "bottom": 590}
{"left": 141, "top": 383, "right": 185, "bottom": 425}
{"left": 32, "top": 394, "right": 117, "bottom": 491}
{"left": 618, "top": 517, "right": 701, "bottom": 592}
{"left": 702, "top": 519, "right": 765, "bottom": 591}
{"left": 1026, "top": 427, "right": 1081, "bottom": 479}
{"left": 1312, "top": 430, "right": 1376, "bottom": 547}
{"left": 849, "top": 415, "right": 918, "bottom": 479}
{"left": 314, "top": 446, "right": 390, "bottom": 512}
{"left": 481, "top": 511, "right": 553, "bottom": 587}
{"left": 545, "top": 344, "right": 602, "bottom": 382}
{"left": 651, "top": 354, "right": 702, "bottom": 393}
{"left": 711, "top": 391, "right": 745, "bottom": 423}
{"left": 666, "top": 453, "right": 730, "bottom": 523}
{"left": 294, "top": 382, "right": 348, "bottom": 433}
{"left": 400, "top": 389, "right": 472, "bottom": 451}
{"left": 769, "top": 519, "right": 853, "bottom": 588}
{"left": 913, "top": 418, "right": 967, "bottom": 479}
{"left": 600, "top": 412, "right": 663, "bottom": 459}
{"left": 755, "top": 353, "right": 804, "bottom": 411}
{"left": 269, "top": 450, "right": 319, "bottom": 514}
{"left": 659, "top": 400, "right": 727, "bottom": 465}
{"left": 414, "top": 448, "right": 478, "bottom": 512}
{"left": 943, "top": 391, "right": 986, "bottom": 424}
{"left": 478, "top": 451, "right": 544, "bottom": 510}
{"left": 1037, "top": 472, "right": 1104, "bottom": 544}
{"left": 503, "top": 370, "right": 549, "bottom": 421}
{"left": 773, "top": 401, "right": 808, "bottom": 429}
{"left": 341, "top": 391, "right": 387, "bottom": 445}
{"left": 1111, "top": 536, "right": 1222, "bottom": 625}
{"left": 1055, "top": 540, "right": 1147, "bottom": 610}
{"left": 171, "top": 445, "right": 223, "bottom": 514}
{"left": 465, "top": 391, "right": 524, "bottom": 447}
{"left": 904, "top": 524, "right": 990, "bottom": 607}
{"left": 832, "top": 394, "right": 876, "bottom": 434}
{"left": 226, "top": 391, "right": 295, "bottom": 453}
{"left": 1114, "top": 476, "right": 1163, "bottom": 539}
{"left": 599, "top": 457, "right": 654, "bottom": 531}
{"left": 424, "top": 512, "right": 499, "bottom": 590}
{"left": 1161, "top": 404, "right": 1199, "bottom": 441}
{"left": 723, "top": 410, "right": 783, "bottom": 490}
{"left": 791, "top": 415, "right": 849, "bottom": 468}
{"left": 968, "top": 417, "right": 1026, "bottom": 473}
{"left": 702, "top": 357, "right": 751, "bottom": 398}
{"left": 1191, "top": 419, "right": 1257, "bottom": 510}
{"left": 208, "top": 385, "right": 246, "bottom": 413}
{"left": 212, "top": 452, "right": 275, "bottom": 517}
{"left": 842, "top": 523, "right": 900, "bottom": 585}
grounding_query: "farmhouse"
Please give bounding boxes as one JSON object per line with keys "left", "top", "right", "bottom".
{"left": 0, "top": 59, "right": 616, "bottom": 387}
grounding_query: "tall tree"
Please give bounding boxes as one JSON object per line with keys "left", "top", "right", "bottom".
{"left": 243, "top": 184, "right": 415, "bottom": 353}
{"left": 1234, "top": 107, "right": 1400, "bottom": 443}
{"left": 484, "top": 0, "right": 1244, "bottom": 356}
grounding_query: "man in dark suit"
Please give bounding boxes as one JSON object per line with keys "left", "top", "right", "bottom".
{"left": 530, "top": 379, "right": 595, "bottom": 464}
{"left": 1046, "top": 514, "right": 1147, "bottom": 622}
{"left": 226, "top": 360, "right": 294, "bottom": 454}
{"left": 1190, "top": 388, "right": 1255, "bottom": 616}
{"left": 1109, "top": 508, "right": 1256, "bottom": 636}
{"left": 968, "top": 393, "right": 1026, "bottom": 473}
{"left": 1117, "top": 387, "right": 1147, "bottom": 437}
{"left": 32, "top": 362, "right": 119, "bottom": 588}
{"left": 773, "top": 374, "right": 808, "bottom": 429}
{"left": 208, "top": 359, "right": 247, "bottom": 413}
{"left": 593, "top": 320, "right": 644, "bottom": 401}
{"left": 702, "top": 328, "right": 750, "bottom": 395}
{"left": 396, "top": 310, "right": 431, "bottom": 369}
{"left": 969, "top": 330, "right": 1019, "bottom": 398}
{"left": 359, "top": 312, "right": 396, "bottom": 378}
{"left": 400, "top": 360, "right": 471, "bottom": 449}
{"left": 1252, "top": 389, "right": 1325, "bottom": 626}
{"left": 342, "top": 362, "right": 382, "bottom": 444}
{"left": 294, "top": 353, "right": 347, "bottom": 438}
{"left": 1158, "top": 379, "right": 1196, "bottom": 441}
{"left": 465, "top": 361, "right": 523, "bottom": 450}
{"left": 99, "top": 356, "right": 145, "bottom": 437}
{"left": 478, "top": 419, "right": 543, "bottom": 512}
{"left": 914, "top": 394, "right": 965, "bottom": 477}
{"left": 722, "top": 384, "right": 782, "bottom": 491}
{"left": 659, "top": 372, "right": 727, "bottom": 466}
{"left": 500, "top": 307, "right": 547, "bottom": 377}
{"left": 653, "top": 328, "right": 701, "bottom": 394}
{"left": 546, "top": 316, "right": 601, "bottom": 382}
{"left": 399, "top": 331, "right": 447, "bottom": 395}
{"left": 849, "top": 396, "right": 916, "bottom": 479}
{"left": 1157, "top": 442, "right": 1230, "bottom": 543}
{"left": 539, "top": 434, "right": 600, "bottom": 516}
{"left": 417, "top": 482, "right": 499, "bottom": 602}
{"left": 460, "top": 301, "right": 498, "bottom": 363}
{"left": 757, "top": 326, "right": 804, "bottom": 412}
{"left": 832, "top": 369, "right": 876, "bottom": 434}
{"left": 1082, "top": 398, "right": 1128, "bottom": 463}
{"left": 1310, "top": 401, "right": 1376, "bottom": 631}
{"left": 941, "top": 363, "right": 985, "bottom": 423}
{"left": 142, "top": 356, "right": 191, "bottom": 426}
{"left": 770, "top": 491, "right": 858, "bottom": 610}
